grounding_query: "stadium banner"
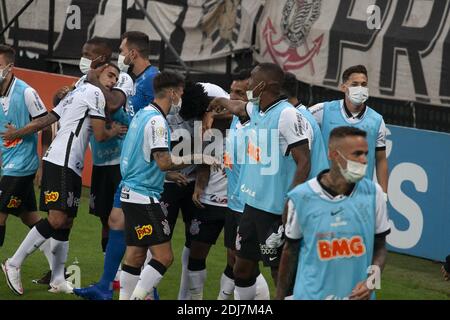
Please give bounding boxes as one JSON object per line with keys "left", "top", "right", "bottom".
{"left": 385, "top": 125, "right": 450, "bottom": 261}
{"left": 1, "top": 0, "right": 264, "bottom": 61}
{"left": 255, "top": 0, "right": 450, "bottom": 108}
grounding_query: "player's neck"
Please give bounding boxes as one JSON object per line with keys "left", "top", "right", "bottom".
{"left": 0, "top": 74, "right": 13, "bottom": 96}
{"left": 288, "top": 97, "right": 299, "bottom": 107}
{"left": 322, "top": 170, "right": 353, "bottom": 196}
{"left": 153, "top": 98, "right": 170, "bottom": 116}
{"left": 259, "top": 95, "right": 280, "bottom": 112}
{"left": 132, "top": 59, "right": 151, "bottom": 77}
{"left": 344, "top": 96, "right": 364, "bottom": 114}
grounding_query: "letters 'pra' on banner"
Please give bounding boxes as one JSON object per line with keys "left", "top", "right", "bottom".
{"left": 255, "top": 0, "right": 450, "bottom": 108}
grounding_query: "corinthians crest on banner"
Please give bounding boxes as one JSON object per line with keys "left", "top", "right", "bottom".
{"left": 258, "top": 0, "right": 324, "bottom": 74}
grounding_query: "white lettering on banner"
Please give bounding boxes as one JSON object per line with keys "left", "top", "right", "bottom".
{"left": 387, "top": 163, "right": 427, "bottom": 249}
{"left": 65, "top": 5, "right": 81, "bottom": 30}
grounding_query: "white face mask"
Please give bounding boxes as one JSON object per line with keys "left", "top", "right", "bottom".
{"left": 117, "top": 54, "right": 129, "bottom": 73}
{"left": 169, "top": 96, "right": 182, "bottom": 115}
{"left": 246, "top": 82, "right": 264, "bottom": 105}
{"left": 79, "top": 57, "right": 92, "bottom": 74}
{"left": 347, "top": 86, "right": 369, "bottom": 106}
{"left": 337, "top": 150, "right": 367, "bottom": 183}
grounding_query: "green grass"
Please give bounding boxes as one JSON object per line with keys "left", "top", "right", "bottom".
{"left": 0, "top": 189, "right": 448, "bottom": 300}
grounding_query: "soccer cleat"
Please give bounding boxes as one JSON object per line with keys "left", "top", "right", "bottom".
{"left": 48, "top": 281, "right": 74, "bottom": 294}
{"left": 2, "top": 259, "right": 24, "bottom": 295}
{"left": 32, "top": 269, "right": 70, "bottom": 285}
{"left": 73, "top": 284, "right": 113, "bottom": 300}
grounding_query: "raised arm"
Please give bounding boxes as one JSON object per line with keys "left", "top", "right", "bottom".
{"left": 209, "top": 97, "right": 248, "bottom": 118}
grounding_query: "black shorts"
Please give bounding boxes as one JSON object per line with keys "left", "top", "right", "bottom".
{"left": 122, "top": 200, "right": 171, "bottom": 247}
{"left": 224, "top": 208, "right": 242, "bottom": 250}
{"left": 160, "top": 181, "right": 196, "bottom": 243}
{"left": 0, "top": 174, "right": 37, "bottom": 216}
{"left": 89, "top": 164, "right": 121, "bottom": 219}
{"left": 236, "top": 204, "right": 285, "bottom": 267}
{"left": 190, "top": 204, "right": 227, "bottom": 245}
{"left": 39, "top": 161, "right": 81, "bottom": 217}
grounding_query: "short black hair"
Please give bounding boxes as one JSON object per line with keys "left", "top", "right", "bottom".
{"left": 122, "top": 31, "right": 150, "bottom": 58}
{"left": 329, "top": 126, "right": 367, "bottom": 142}
{"left": 256, "top": 63, "right": 285, "bottom": 93}
{"left": 281, "top": 72, "right": 298, "bottom": 98}
{"left": 179, "top": 81, "right": 210, "bottom": 120}
{"left": 153, "top": 71, "right": 185, "bottom": 97}
{"left": 85, "top": 37, "right": 112, "bottom": 61}
{"left": 342, "top": 65, "right": 368, "bottom": 83}
{"left": 0, "top": 44, "right": 15, "bottom": 64}
{"left": 232, "top": 69, "right": 251, "bottom": 81}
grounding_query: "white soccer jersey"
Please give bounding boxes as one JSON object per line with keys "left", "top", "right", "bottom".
{"left": 309, "top": 101, "right": 386, "bottom": 149}
{"left": 165, "top": 113, "right": 197, "bottom": 182}
{"left": 245, "top": 102, "right": 310, "bottom": 155}
{"left": 43, "top": 83, "right": 106, "bottom": 176}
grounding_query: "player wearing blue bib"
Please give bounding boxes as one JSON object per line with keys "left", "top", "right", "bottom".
{"left": 0, "top": 45, "right": 52, "bottom": 265}
{"left": 209, "top": 63, "right": 312, "bottom": 300}
{"left": 74, "top": 31, "right": 160, "bottom": 300}
{"left": 277, "top": 127, "right": 390, "bottom": 300}
{"left": 118, "top": 71, "right": 214, "bottom": 300}
{"left": 309, "top": 65, "right": 388, "bottom": 197}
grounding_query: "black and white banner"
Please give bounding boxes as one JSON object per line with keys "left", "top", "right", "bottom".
{"left": 255, "top": 0, "right": 450, "bottom": 107}
{"left": 2, "top": 0, "right": 450, "bottom": 107}
{"left": 0, "top": 0, "right": 264, "bottom": 61}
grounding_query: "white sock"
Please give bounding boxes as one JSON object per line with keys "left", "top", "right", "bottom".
{"left": 218, "top": 273, "right": 235, "bottom": 300}
{"left": 188, "top": 269, "right": 207, "bottom": 300}
{"left": 144, "top": 250, "right": 152, "bottom": 266}
{"left": 177, "top": 246, "right": 191, "bottom": 300}
{"left": 39, "top": 239, "right": 53, "bottom": 270}
{"left": 49, "top": 238, "right": 69, "bottom": 285}
{"left": 235, "top": 283, "right": 257, "bottom": 300}
{"left": 255, "top": 273, "right": 270, "bottom": 300}
{"left": 119, "top": 269, "right": 140, "bottom": 300}
{"left": 9, "top": 227, "right": 47, "bottom": 268}
{"left": 130, "top": 264, "right": 164, "bottom": 300}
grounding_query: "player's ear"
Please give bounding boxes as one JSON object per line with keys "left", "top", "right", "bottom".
{"left": 339, "top": 83, "right": 347, "bottom": 93}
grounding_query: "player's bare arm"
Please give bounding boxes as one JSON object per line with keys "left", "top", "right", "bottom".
{"left": 87, "top": 66, "right": 126, "bottom": 113}
{"left": 208, "top": 97, "right": 247, "bottom": 118}
{"left": 91, "top": 118, "right": 127, "bottom": 142}
{"left": 1, "top": 112, "right": 59, "bottom": 141}
{"left": 349, "top": 235, "right": 387, "bottom": 300}
{"left": 375, "top": 149, "right": 388, "bottom": 193}
{"left": 290, "top": 143, "right": 311, "bottom": 188}
{"left": 192, "top": 164, "right": 210, "bottom": 209}
{"left": 276, "top": 239, "right": 300, "bottom": 300}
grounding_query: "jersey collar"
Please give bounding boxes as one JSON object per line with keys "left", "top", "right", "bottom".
{"left": 258, "top": 97, "right": 287, "bottom": 114}
{"left": 317, "top": 169, "right": 355, "bottom": 198}
{"left": 150, "top": 102, "right": 167, "bottom": 119}
{"left": 1, "top": 75, "right": 15, "bottom": 98}
{"left": 342, "top": 100, "right": 366, "bottom": 119}
{"left": 135, "top": 64, "right": 152, "bottom": 80}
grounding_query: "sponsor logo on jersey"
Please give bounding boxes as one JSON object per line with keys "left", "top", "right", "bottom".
{"left": 3, "top": 138, "right": 23, "bottom": 149}
{"left": 247, "top": 141, "right": 261, "bottom": 163}
{"left": 7, "top": 196, "right": 22, "bottom": 209}
{"left": 44, "top": 191, "right": 59, "bottom": 204}
{"left": 223, "top": 152, "right": 233, "bottom": 169}
{"left": 317, "top": 236, "right": 366, "bottom": 261}
{"left": 135, "top": 224, "right": 153, "bottom": 240}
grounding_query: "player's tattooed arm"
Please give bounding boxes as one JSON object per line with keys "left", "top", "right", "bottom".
{"left": 208, "top": 97, "right": 247, "bottom": 118}
{"left": 192, "top": 165, "right": 210, "bottom": 209}
{"left": 372, "top": 235, "right": 388, "bottom": 272}
{"left": 290, "top": 143, "right": 311, "bottom": 188}
{"left": 1, "top": 112, "right": 59, "bottom": 141}
{"left": 276, "top": 240, "right": 300, "bottom": 300}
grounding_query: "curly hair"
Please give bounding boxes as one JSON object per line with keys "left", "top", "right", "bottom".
{"left": 179, "top": 81, "right": 211, "bottom": 120}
